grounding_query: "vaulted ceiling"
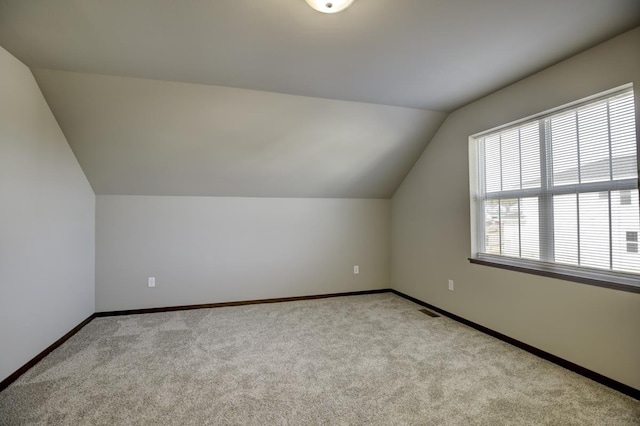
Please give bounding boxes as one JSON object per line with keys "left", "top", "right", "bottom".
{"left": 1, "top": 0, "right": 638, "bottom": 198}
{"left": 32, "top": 69, "right": 446, "bottom": 198}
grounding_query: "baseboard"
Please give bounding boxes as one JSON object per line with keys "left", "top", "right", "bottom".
{"left": 1, "top": 290, "right": 390, "bottom": 392}
{"left": 390, "top": 289, "right": 640, "bottom": 400}
{"left": 0, "top": 313, "right": 96, "bottom": 392}
{"left": 95, "top": 288, "right": 393, "bottom": 317}
{"left": 4, "top": 289, "right": 637, "bottom": 401}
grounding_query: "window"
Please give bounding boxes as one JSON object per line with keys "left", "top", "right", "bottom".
{"left": 620, "top": 189, "right": 632, "bottom": 205}
{"left": 628, "top": 231, "right": 638, "bottom": 253}
{"left": 470, "top": 86, "right": 639, "bottom": 292}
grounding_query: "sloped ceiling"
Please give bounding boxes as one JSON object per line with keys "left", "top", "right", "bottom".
{"left": 1, "top": 1, "right": 639, "bottom": 111}
{"left": 1, "top": 0, "right": 639, "bottom": 198}
{"left": 33, "top": 69, "right": 446, "bottom": 198}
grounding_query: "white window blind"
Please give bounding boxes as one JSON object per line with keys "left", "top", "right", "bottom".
{"left": 472, "top": 86, "right": 639, "bottom": 285}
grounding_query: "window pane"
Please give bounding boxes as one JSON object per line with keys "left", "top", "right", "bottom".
{"left": 579, "top": 192, "right": 610, "bottom": 270}
{"left": 500, "top": 199, "right": 519, "bottom": 257}
{"left": 577, "top": 102, "right": 609, "bottom": 183}
{"left": 610, "top": 91, "right": 638, "bottom": 181}
{"left": 520, "top": 123, "right": 540, "bottom": 189}
{"left": 484, "top": 199, "right": 501, "bottom": 254}
{"left": 501, "top": 129, "right": 520, "bottom": 191}
{"left": 485, "top": 135, "right": 501, "bottom": 193}
{"left": 520, "top": 197, "right": 539, "bottom": 260}
{"left": 612, "top": 190, "right": 640, "bottom": 273}
{"left": 550, "top": 112, "right": 579, "bottom": 186}
{"left": 554, "top": 194, "right": 578, "bottom": 265}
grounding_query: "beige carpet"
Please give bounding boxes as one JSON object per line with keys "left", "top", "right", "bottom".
{"left": 0, "top": 293, "right": 638, "bottom": 425}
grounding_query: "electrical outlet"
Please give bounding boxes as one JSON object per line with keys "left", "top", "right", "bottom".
{"left": 353, "top": 265, "right": 359, "bottom": 275}
{"left": 448, "top": 279, "right": 454, "bottom": 291}
{"left": 148, "top": 277, "right": 156, "bottom": 288}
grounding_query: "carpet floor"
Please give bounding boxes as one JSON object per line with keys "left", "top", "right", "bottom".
{"left": 0, "top": 293, "right": 638, "bottom": 425}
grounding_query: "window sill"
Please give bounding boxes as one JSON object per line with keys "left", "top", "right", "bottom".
{"left": 468, "top": 255, "right": 640, "bottom": 294}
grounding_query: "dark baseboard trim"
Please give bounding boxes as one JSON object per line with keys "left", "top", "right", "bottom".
{"left": 0, "top": 313, "right": 96, "bottom": 392}
{"left": 1, "top": 290, "right": 389, "bottom": 392}
{"left": 95, "top": 288, "right": 392, "bottom": 317}
{"left": 4, "top": 289, "right": 637, "bottom": 401}
{"left": 390, "top": 289, "right": 639, "bottom": 401}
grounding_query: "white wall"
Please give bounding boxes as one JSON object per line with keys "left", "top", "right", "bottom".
{"left": 0, "top": 46, "right": 95, "bottom": 382}
{"left": 392, "top": 27, "right": 640, "bottom": 389}
{"left": 96, "top": 196, "right": 389, "bottom": 311}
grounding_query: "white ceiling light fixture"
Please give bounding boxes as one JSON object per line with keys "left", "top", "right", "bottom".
{"left": 305, "top": 0, "right": 355, "bottom": 14}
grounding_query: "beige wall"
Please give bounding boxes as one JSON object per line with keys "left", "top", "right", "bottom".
{"left": 0, "top": 46, "right": 95, "bottom": 381}
{"left": 96, "top": 196, "right": 390, "bottom": 311}
{"left": 391, "top": 27, "right": 640, "bottom": 389}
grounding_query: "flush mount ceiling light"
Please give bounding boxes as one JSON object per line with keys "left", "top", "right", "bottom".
{"left": 305, "top": 0, "right": 355, "bottom": 14}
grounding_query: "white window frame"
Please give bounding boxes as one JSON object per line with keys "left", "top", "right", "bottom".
{"left": 469, "top": 84, "right": 640, "bottom": 293}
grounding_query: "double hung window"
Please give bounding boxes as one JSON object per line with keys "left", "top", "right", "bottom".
{"left": 470, "top": 86, "right": 639, "bottom": 291}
